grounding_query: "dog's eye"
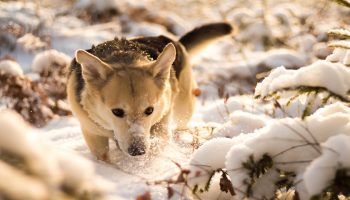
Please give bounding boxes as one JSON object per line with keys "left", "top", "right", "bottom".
{"left": 112, "top": 108, "right": 125, "bottom": 118}
{"left": 144, "top": 106, "right": 154, "bottom": 116}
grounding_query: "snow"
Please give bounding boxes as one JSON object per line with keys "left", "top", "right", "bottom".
{"left": 236, "top": 22, "right": 272, "bottom": 51}
{"left": 17, "top": 33, "right": 47, "bottom": 52}
{"left": 326, "top": 48, "right": 347, "bottom": 62}
{"left": 212, "top": 110, "right": 268, "bottom": 138}
{"left": 31, "top": 49, "right": 71, "bottom": 73}
{"left": 200, "top": 96, "right": 261, "bottom": 123}
{"left": 313, "top": 42, "right": 332, "bottom": 59}
{"left": 49, "top": 21, "right": 122, "bottom": 57}
{"left": 191, "top": 173, "right": 236, "bottom": 200}
{"left": 326, "top": 48, "right": 350, "bottom": 66}
{"left": 55, "top": 151, "right": 112, "bottom": 198}
{"left": 0, "top": 59, "right": 23, "bottom": 76}
{"left": 42, "top": 116, "right": 195, "bottom": 199}
{"left": 188, "top": 138, "right": 234, "bottom": 188}
{"left": 0, "top": 161, "right": 49, "bottom": 200}
{"left": 303, "top": 134, "right": 350, "bottom": 198}
{"left": 0, "top": 110, "right": 63, "bottom": 186}
{"left": 75, "top": 0, "right": 119, "bottom": 12}
{"left": 257, "top": 49, "right": 308, "bottom": 69}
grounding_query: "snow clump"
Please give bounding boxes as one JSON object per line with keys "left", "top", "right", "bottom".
{"left": 255, "top": 60, "right": 350, "bottom": 100}
{"left": 31, "top": 49, "right": 71, "bottom": 74}
{"left": 303, "top": 134, "right": 350, "bottom": 199}
{"left": 212, "top": 110, "right": 268, "bottom": 138}
{"left": 0, "top": 59, "right": 23, "bottom": 76}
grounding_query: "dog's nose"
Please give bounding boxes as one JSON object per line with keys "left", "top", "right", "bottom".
{"left": 128, "top": 146, "right": 146, "bottom": 156}
{"left": 128, "top": 144, "right": 146, "bottom": 156}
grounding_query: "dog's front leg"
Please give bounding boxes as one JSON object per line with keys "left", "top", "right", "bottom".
{"left": 82, "top": 128, "right": 109, "bottom": 161}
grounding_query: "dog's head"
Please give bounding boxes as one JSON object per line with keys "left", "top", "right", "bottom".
{"left": 75, "top": 43, "right": 176, "bottom": 156}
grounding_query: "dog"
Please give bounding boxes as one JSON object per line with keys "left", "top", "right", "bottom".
{"left": 67, "top": 22, "right": 233, "bottom": 160}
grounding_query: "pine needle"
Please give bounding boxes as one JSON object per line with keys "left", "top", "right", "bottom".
{"left": 328, "top": 40, "right": 350, "bottom": 49}
{"left": 331, "top": 0, "right": 350, "bottom": 8}
{"left": 328, "top": 29, "right": 350, "bottom": 40}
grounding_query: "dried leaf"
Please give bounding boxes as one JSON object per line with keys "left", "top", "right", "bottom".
{"left": 219, "top": 172, "right": 235, "bottom": 196}
{"left": 135, "top": 191, "right": 151, "bottom": 200}
{"left": 167, "top": 186, "right": 174, "bottom": 199}
{"left": 175, "top": 169, "right": 190, "bottom": 183}
{"left": 192, "top": 88, "right": 202, "bottom": 97}
{"left": 176, "top": 172, "right": 185, "bottom": 183}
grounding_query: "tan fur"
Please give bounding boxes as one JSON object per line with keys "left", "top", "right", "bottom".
{"left": 172, "top": 45, "right": 196, "bottom": 129}
{"left": 68, "top": 44, "right": 182, "bottom": 159}
{"left": 67, "top": 23, "right": 233, "bottom": 160}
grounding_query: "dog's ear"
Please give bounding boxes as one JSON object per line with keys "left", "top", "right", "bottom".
{"left": 75, "top": 50, "right": 112, "bottom": 81}
{"left": 151, "top": 43, "right": 176, "bottom": 85}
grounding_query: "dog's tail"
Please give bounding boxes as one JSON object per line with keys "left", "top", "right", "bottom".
{"left": 179, "top": 22, "right": 234, "bottom": 57}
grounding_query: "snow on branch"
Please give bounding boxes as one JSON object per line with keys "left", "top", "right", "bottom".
{"left": 255, "top": 60, "right": 350, "bottom": 102}
{"left": 303, "top": 134, "right": 350, "bottom": 199}
{"left": 328, "top": 40, "right": 350, "bottom": 50}
{"left": 328, "top": 29, "right": 350, "bottom": 40}
{"left": 185, "top": 103, "right": 350, "bottom": 199}
{"left": 331, "top": 0, "right": 350, "bottom": 8}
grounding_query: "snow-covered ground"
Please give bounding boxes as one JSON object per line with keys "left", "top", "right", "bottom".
{"left": 1, "top": 0, "right": 350, "bottom": 199}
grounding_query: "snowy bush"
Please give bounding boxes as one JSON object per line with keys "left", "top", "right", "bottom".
{"left": 255, "top": 60, "right": 350, "bottom": 101}
{"left": 186, "top": 43, "right": 350, "bottom": 199}
{"left": 17, "top": 33, "right": 48, "bottom": 52}
{"left": 0, "top": 110, "right": 111, "bottom": 200}
{"left": 187, "top": 103, "right": 350, "bottom": 199}
{"left": 227, "top": 103, "right": 350, "bottom": 199}
{"left": 303, "top": 134, "right": 350, "bottom": 199}
{"left": 253, "top": 52, "right": 350, "bottom": 119}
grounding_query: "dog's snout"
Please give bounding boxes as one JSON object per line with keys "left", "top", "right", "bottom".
{"left": 128, "top": 139, "right": 146, "bottom": 156}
